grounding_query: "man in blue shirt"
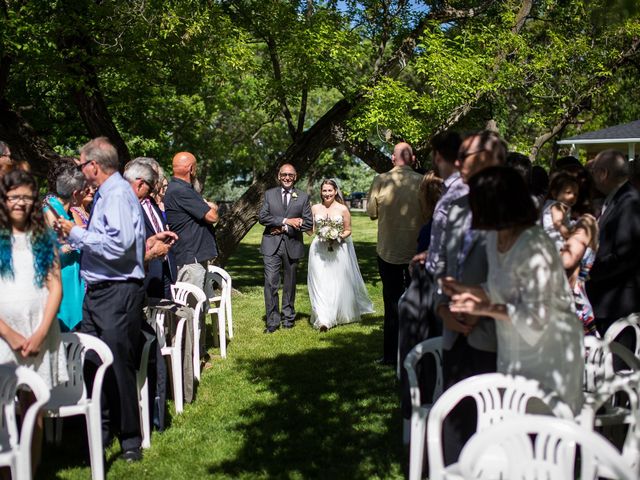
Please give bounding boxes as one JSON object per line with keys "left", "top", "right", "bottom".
{"left": 59, "top": 137, "right": 148, "bottom": 462}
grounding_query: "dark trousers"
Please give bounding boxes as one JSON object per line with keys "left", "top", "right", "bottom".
{"left": 81, "top": 280, "right": 145, "bottom": 451}
{"left": 377, "top": 256, "right": 411, "bottom": 364}
{"left": 264, "top": 241, "right": 299, "bottom": 329}
{"left": 442, "top": 336, "right": 497, "bottom": 465}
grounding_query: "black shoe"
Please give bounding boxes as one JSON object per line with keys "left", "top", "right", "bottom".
{"left": 264, "top": 326, "right": 278, "bottom": 334}
{"left": 121, "top": 448, "right": 142, "bottom": 463}
{"left": 282, "top": 322, "right": 295, "bottom": 329}
{"left": 319, "top": 326, "right": 328, "bottom": 332}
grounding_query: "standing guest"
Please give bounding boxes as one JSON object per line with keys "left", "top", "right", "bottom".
{"left": 124, "top": 160, "right": 176, "bottom": 299}
{"left": 43, "top": 167, "right": 86, "bottom": 332}
{"left": 70, "top": 183, "right": 95, "bottom": 227}
{"left": 434, "top": 131, "right": 506, "bottom": 464}
{"left": 419, "top": 131, "right": 465, "bottom": 275}
{"left": 164, "top": 152, "right": 219, "bottom": 293}
{"left": 443, "top": 166, "right": 584, "bottom": 415}
{"left": 0, "top": 169, "right": 68, "bottom": 471}
{"left": 153, "top": 167, "right": 168, "bottom": 214}
{"left": 0, "top": 141, "right": 12, "bottom": 176}
{"left": 367, "top": 142, "right": 426, "bottom": 365}
{"left": 505, "top": 152, "right": 532, "bottom": 185}
{"left": 259, "top": 164, "right": 313, "bottom": 333}
{"left": 586, "top": 149, "right": 640, "bottom": 336}
{"left": 416, "top": 171, "right": 444, "bottom": 253}
{"left": 57, "top": 137, "right": 147, "bottom": 462}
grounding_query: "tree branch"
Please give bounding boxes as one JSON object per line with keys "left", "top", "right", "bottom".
{"left": 266, "top": 36, "right": 297, "bottom": 140}
{"left": 297, "top": 84, "right": 308, "bottom": 135}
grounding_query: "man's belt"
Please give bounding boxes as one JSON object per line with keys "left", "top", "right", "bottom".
{"left": 86, "top": 278, "right": 144, "bottom": 292}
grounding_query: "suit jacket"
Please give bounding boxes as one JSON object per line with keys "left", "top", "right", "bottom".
{"left": 435, "top": 195, "right": 497, "bottom": 352}
{"left": 142, "top": 197, "right": 177, "bottom": 299}
{"left": 259, "top": 186, "right": 313, "bottom": 259}
{"left": 586, "top": 181, "right": 640, "bottom": 320}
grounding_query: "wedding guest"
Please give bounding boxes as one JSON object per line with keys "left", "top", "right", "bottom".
{"left": 43, "top": 167, "right": 86, "bottom": 331}
{"left": 154, "top": 167, "right": 169, "bottom": 214}
{"left": 586, "top": 149, "right": 640, "bottom": 336}
{"left": 70, "top": 183, "right": 95, "bottom": 227}
{"left": 367, "top": 142, "right": 426, "bottom": 365}
{"left": 0, "top": 169, "right": 68, "bottom": 471}
{"left": 164, "top": 151, "right": 219, "bottom": 293}
{"left": 57, "top": 137, "right": 147, "bottom": 462}
{"left": 434, "top": 130, "right": 505, "bottom": 464}
{"left": 541, "top": 172, "right": 579, "bottom": 251}
{"left": 0, "top": 141, "right": 12, "bottom": 176}
{"left": 443, "top": 166, "right": 583, "bottom": 415}
{"left": 560, "top": 213, "right": 599, "bottom": 335}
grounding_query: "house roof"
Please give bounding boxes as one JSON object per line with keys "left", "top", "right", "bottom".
{"left": 557, "top": 119, "right": 640, "bottom": 145}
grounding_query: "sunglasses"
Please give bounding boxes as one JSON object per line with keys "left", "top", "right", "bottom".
{"left": 76, "top": 160, "right": 94, "bottom": 171}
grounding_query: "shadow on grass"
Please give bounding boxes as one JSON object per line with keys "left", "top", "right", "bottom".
{"left": 207, "top": 329, "right": 403, "bottom": 479}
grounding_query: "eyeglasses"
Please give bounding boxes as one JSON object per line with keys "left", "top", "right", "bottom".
{"left": 136, "top": 178, "right": 154, "bottom": 189}
{"left": 6, "top": 195, "right": 35, "bottom": 205}
{"left": 280, "top": 173, "right": 295, "bottom": 178}
{"left": 76, "top": 160, "right": 93, "bottom": 171}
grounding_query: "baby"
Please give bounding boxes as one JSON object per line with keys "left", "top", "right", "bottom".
{"left": 541, "top": 171, "right": 579, "bottom": 251}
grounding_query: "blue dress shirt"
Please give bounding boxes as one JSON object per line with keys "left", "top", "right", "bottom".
{"left": 69, "top": 172, "right": 146, "bottom": 284}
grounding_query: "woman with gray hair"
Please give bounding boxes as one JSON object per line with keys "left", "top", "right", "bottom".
{"left": 43, "top": 166, "right": 86, "bottom": 331}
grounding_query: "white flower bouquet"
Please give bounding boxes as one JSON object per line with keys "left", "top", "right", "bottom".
{"left": 316, "top": 217, "right": 344, "bottom": 251}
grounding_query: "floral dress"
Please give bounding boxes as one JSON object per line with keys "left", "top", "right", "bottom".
{"left": 573, "top": 246, "right": 598, "bottom": 336}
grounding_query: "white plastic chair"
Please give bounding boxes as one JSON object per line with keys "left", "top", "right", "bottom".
{"left": 136, "top": 332, "right": 155, "bottom": 449}
{"left": 403, "top": 336, "right": 443, "bottom": 480}
{"left": 459, "top": 415, "right": 637, "bottom": 480}
{"left": 0, "top": 365, "right": 50, "bottom": 480}
{"left": 426, "top": 373, "right": 574, "bottom": 480}
{"left": 207, "top": 265, "right": 233, "bottom": 360}
{"left": 43, "top": 332, "right": 113, "bottom": 480}
{"left": 151, "top": 306, "right": 186, "bottom": 414}
{"left": 605, "top": 313, "right": 640, "bottom": 360}
{"left": 580, "top": 371, "right": 640, "bottom": 476}
{"left": 584, "top": 336, "right": 640, "bottom": 394}
{"left": 171, "top": 282, "right": 208, "bottom": 380}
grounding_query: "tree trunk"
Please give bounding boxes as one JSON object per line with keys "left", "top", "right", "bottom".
{"left": 0, "top": 99, "right": 73, "bottom": 178}
{"left": 214, "top": 99, "right": 352, "bottom": 265}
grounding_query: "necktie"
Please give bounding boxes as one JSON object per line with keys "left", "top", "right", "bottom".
{"left": 282, "top": 189, "right": 290, "bottom": 210}
{"left": 144, "top": 198, "right": 163, "bottom": 234}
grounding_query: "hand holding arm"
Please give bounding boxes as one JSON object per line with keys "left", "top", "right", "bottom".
{"left": 0, "top": 319, "right": 27, "bottom": 352}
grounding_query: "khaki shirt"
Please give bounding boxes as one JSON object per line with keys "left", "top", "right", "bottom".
{"left": 367, "top": 165, "right": 426, "bottom": 264}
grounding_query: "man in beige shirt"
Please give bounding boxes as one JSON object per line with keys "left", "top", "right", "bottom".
{"left": 367, "top": 142, "right": 426, "bottom": 366}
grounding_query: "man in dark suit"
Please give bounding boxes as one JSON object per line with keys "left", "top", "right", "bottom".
{"left": 259, "top": 163, "right": 313, "bottom": 333}
{"left": 587, "top": 149, "right": 640, "bottom": 335}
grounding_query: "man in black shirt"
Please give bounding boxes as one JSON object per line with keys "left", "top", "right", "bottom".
{"left": 164, "top": 151, "right": 219, "bottom": 291}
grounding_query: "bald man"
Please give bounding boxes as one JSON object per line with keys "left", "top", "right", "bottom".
{"left": 164, "top": 151, "right": 219, "bottom": 292}
{"left": 367, "top": 142, "right": 426, "bottom": 365}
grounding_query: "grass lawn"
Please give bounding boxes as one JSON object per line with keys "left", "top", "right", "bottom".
{"left": 40, "top": 212, "right": 406, "bottom": 479}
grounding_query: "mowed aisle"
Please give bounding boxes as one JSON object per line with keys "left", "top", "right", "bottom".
{"left": 40, "top": 213, "right": 405, "bottom": 479}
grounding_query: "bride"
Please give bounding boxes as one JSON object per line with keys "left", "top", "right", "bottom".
{"left": 308, "top": 179, "right": 374, "bottom": 331}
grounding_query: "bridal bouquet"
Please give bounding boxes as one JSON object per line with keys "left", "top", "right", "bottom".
{"left": 316, "top": 217, "right": 344, "bottom": 251}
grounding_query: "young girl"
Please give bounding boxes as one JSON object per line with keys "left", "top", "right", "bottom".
{"left": 541, "top": 171, "right": 579, "bottom": 250}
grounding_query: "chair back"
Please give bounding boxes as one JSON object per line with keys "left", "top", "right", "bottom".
{"left": 149, "top": 307, "right": 168, "bottom": 348}
{"left": 51, "top": 333, "right": 114, "bottom": 405}
{"left": 207, "top": 265, "right": 231, "bottom": 302}
{"left": 427, "top": 373, "right": 573, "bottom": 480}
{"left": 0, "top": 365, "right": 50, "bottom": 477}
{"left": 403, "top": 336, "right": 443, "bottom": 408}
{"left": 171, "top": 282, "right": 208, "bottom": 320}
{"left": 605, "top": 313, "right": 640, "bottom": 359}
{"left": 459, "top": 415, "right": 637, "bottom": 480}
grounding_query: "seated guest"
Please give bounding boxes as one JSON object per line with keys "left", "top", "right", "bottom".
{"left": 442, "top": 166, "right": 584, "bottom": 415}
{"left": 43, "top": 167, "right": 86, "bottom": 331}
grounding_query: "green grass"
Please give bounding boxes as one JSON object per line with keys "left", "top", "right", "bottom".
{"left": 40, "top": 213, "right": 405, "bottom": 479}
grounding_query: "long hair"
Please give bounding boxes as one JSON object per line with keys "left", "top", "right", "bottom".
{"left": 420, "top": 170, "right": 444, "bottom": 220}
{"left": 320, "top": 179, "right": 345, "bottom": 205}
{"left": 0, "top": 170, "right": 57, "bottom": 287}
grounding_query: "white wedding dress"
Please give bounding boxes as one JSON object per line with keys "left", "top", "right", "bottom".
{"left": 307, "top": 215, "right": 374, "bottom": 330}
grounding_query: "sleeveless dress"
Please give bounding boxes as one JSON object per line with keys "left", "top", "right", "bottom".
{"left": 307, "top": 215, "right": 374, "bottom": 330}
{"left": 45, "top": 197, "right": 85, "bottom": 331}
{"left": 0, "top": 233, "right": 68, "bottom": 388}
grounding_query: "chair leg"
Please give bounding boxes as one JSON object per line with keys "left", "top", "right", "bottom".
{"left": 139, "top": 376, "right": 151, "bottom": 449}
{"left": 171, "top": 352, "right": 184, "bottom": 414}
{"left": 218, "top": 314, "right": 226, "bottom": 359}
{"left": 226, "top": 298, "right": 233, "bottom": 339}
{"left": 86, "top": 408, "right": 105, "bottom": 480}
{"left": 409, "top": 410, "right": 427, "bottom": 480}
